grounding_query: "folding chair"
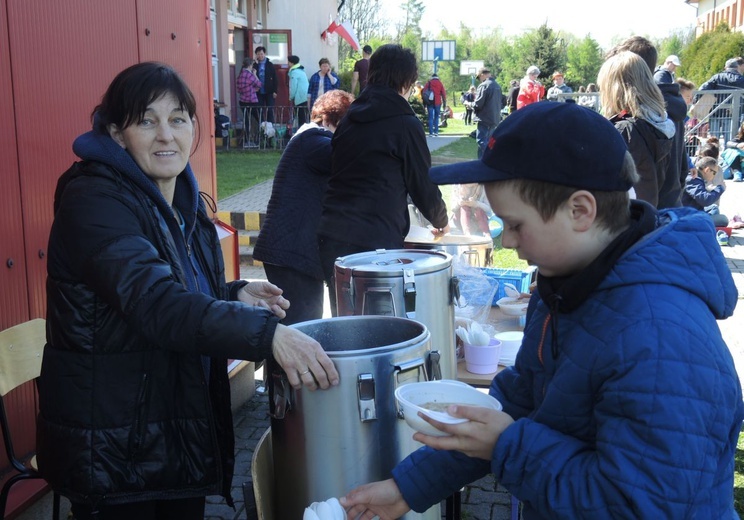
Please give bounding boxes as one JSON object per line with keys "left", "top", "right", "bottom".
{"left": 0, "top": 318, "right": 59, "bottom": 520}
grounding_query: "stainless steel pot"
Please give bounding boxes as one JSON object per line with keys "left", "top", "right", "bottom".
{"left": 334, "top": 249, "right": 457, "bottom": 380}
{"left": 270, "top": 316, "right": 439, "bottom": 520}
{"left": 404, "top": 234, "right": 493, "bottom": 267}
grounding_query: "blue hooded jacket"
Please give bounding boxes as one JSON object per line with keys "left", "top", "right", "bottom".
{"left": 393, "top": 204, "right": 742, "bottom": 519}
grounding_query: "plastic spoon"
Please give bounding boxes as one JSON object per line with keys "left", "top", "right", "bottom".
{"left": 503, "top": 283, "right": 520, "bottom": 299}
{"left": 469, "top": 321, "right": 490, "bottom": 346}
{"left": 456, "top": 326, "right": 471, "bottom": 344}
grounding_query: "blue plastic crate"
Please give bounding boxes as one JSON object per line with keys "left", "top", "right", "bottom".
{"left": 479, "top": 266, "right": 537, "bottom": 305}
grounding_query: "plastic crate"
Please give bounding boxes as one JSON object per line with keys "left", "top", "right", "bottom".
{"left": 479, "top": 266, "right": 537, "bottom": 305}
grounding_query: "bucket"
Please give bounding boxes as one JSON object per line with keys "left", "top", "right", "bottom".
{"left": 334, "top": 249, "right": 457, "bottom": 380}
{"left": 270, "top": 316, "right": 440, "bottom": 520}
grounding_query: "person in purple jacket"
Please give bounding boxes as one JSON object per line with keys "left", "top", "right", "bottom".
{"left": 342, "top": 102, "right": 742, "bottom": 520}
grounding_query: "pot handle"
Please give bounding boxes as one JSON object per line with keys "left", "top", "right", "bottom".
{"left": 393, "top": 358, "right": 428, "bottom": 418}
{"left": 269, "top": 371, "right": 292, "bottom": 420}
{"left": 462, "top": 249, "right": 480, "bottom": 267}
{"left": 357, "top": 373, "right": 377, "bottom": 422}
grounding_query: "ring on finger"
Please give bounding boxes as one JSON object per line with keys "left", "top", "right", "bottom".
{"left": 300, "top": 369, "right": 311, "bottom": 376}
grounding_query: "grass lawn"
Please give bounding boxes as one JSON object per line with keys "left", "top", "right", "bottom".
{"left": 215, "top": 149, "right": 282, "bottom": 200}
{"left": 736, "top": 434, "right": 744, "bottom": 515}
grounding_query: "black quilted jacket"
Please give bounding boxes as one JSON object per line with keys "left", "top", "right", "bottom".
{"left": 37, "top": 145, "right": 278, "bottom": 507}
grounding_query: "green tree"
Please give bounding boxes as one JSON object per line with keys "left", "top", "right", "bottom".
{"left": 337, "top": 0, "right": 386, "bottom": 64}
{"left": 681, "top": 22, "right": 744, "bottom": 87}
{"left": 395, "top": 0, "right": 425, "bottom": 39}
{"left": 565, "top": 35, "right": 603, "bottom": 89}
{"left": 505, "top": 24, "right": 567, "bottom": 88}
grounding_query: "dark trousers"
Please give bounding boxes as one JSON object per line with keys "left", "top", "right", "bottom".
{"left": 239, "top": 102, "right": 260, "bottom": 144}
{"left": 71, "top": 497, "right": 205, "bottom": 520}
{"left": 294, "top": 103, "right": 309, "bottom": 128}
{"left": 464, "top": 108, "right": 473, "bottom": 125}
{"left": 317, "top": 235, "right": 370, "bottom": 317}
{"left": 257, "top": 93, "right": 275, "bottom": 123}
{"left": 263, "top": 263, "right": 324, "bottom": 325}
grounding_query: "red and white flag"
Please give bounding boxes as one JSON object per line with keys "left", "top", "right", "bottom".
{"left": 321, "top": 20, "right": 360, "bottom": 51}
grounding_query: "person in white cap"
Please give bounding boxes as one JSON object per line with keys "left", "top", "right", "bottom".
{"left": 653, "top": 54, "right": 681, "bottom": 84}
{"left": 516, "top": 65, "right": 544, "bottom": 110}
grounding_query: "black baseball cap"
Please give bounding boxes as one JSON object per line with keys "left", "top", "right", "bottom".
{"left": 429, "top": 102, "right": 632, "bottom": 192}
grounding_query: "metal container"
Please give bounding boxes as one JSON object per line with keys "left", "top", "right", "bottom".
{"left": 334, "top": 249, "right": 457, "bottom": 380}
{"left": 270, "top": 316, "right": 439, "bottom": 520}
{"left": 404, "top": 234, "right": 493, "bottom": 267}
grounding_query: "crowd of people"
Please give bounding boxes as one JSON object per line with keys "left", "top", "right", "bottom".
{"left": 36, "top": 35, "right": 744, "bottom": 520}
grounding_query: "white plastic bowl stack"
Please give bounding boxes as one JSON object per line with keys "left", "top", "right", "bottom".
{"left": 494, "top": 330, "right": 523, "bottom": 366}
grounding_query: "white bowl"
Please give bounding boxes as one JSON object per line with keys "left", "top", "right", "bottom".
{"left": 496, "top": 297, "right": 529, "bottom": 316}
{"left": 395, "top": 381, "right": 502, "bottom": 437}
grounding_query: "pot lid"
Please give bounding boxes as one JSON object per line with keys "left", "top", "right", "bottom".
{"left": 334, "top": 249, "right": 451, "bottom": 276}
{"left": 404, "top": 234, "right": 492, "bottom": 246}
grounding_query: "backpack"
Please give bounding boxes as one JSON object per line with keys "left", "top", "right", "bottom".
{"left": 422, "top": 83, "right": 434, "bottom": 105}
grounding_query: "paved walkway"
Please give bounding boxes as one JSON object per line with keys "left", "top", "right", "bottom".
{"left": 21, "top": 139, "right": 744, "bottom": 520}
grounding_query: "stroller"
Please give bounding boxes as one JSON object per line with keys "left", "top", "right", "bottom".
{"left": 214, "top": 104, "right": 230, "bottom": 150}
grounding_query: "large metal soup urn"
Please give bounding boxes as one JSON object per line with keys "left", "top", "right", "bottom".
{"left": 269, "top": 316, "right": 440, "bottom": 520}
{"left": 334, "top": 249, "right": 458, "bottom": 380}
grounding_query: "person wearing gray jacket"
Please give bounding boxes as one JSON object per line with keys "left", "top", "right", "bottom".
{"left": 470, "top": 67, "right": 502, "bottom": 158}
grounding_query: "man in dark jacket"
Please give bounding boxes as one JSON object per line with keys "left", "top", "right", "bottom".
{"left": 317, "top": 44, "right": 449, "bottom": 315}
{"left": 470, "top": 67, "right": 502, "bottom": 159}
{"left": 699, "top": 57, "right": 744, "bottom": 139}
{"left": 253, "top": 46, "right": 278, "bottom": 123}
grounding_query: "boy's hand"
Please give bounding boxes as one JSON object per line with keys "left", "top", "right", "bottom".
{"left": 414, "top": 405, "right": 514, "bottom": 460}
{"left": 340, "top": 478, "right": 410, "bottom": 520}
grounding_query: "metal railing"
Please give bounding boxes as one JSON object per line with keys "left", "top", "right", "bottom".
{"left": 234, "top": 104, "right": 307, "bottom": 151}
{"left": 683, "top": 89, "right": 744, "bottom": 158}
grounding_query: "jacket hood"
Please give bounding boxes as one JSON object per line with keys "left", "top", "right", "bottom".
{"left": 657, "top": 82, "right": 687, "bottom": 124}
{"left": 645, "top": 111, "right": 676, "bottom": 139}
{"left": 68, "top": 127, "right": 201, "bottom": 236}
{"left": 602, "top": 207, "right": 737, "bottom": 319}
{"left": 346, "top": 84, "right": 416, "bottom": 124}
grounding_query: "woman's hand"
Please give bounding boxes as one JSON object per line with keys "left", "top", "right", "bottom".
{"left": 431, "top": 224, "right": 450, "bottom": 237}
{"left": 271, "top": 325, "right": 339, "bottom": 390}
{"left": 340, "top": 479, "right": 410, "bottom": 520}
{"left": 238, "top": 282, "right": 289, "bottom": 319}
{"left": 413, "top": 405, "right": 514, "bottom": 460}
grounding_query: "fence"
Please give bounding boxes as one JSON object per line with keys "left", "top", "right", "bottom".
{"left": 232, "top": 104, "right": 306, "bottom": 151}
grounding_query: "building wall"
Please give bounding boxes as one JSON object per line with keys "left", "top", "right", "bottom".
{"left": 214, "top": 0, "right": 340, "bottom": 123}
{"left": 695, "top": 0, "right": 744, "bottom": 36}
{"left": 1, "top": 1, "right": 215, "bottom": 511}
{"left": 266, "top": 1, "right": 340, "bottom": 71}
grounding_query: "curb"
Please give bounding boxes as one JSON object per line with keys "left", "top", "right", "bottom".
{"left": 216, "top": 210, "right": 264, "bottom": 232}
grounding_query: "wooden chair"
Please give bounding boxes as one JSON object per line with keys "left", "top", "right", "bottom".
{"left": 0, "top": 318, "right": 59, "bottom": 519}
{"left": 250, "top": 428, "right": 274, "bottom": 520}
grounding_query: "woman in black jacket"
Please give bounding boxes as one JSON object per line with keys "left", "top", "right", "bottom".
{"left": 253, "top": 90, "right": 354, "bottom": 324}
{"left": 316, "top": 44, "right": 449, "bottom": 315}
{"left": 37, "top": 62, "right": 338, "bottom": 520}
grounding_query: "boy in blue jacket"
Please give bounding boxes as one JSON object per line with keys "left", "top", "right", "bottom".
{"left": 342, "top": 102, "right": 743, "bottom": 520}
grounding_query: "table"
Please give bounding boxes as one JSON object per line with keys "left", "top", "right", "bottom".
{"left": 456, "top": 305, "right": 525, "bottom": 387}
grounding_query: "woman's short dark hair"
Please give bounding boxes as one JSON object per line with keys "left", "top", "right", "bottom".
{"left": 93, "top": 62, "right": 196, "bottom": 135}
{"left": 367, "top": 44, "right": 418, "bottom": 93}
{"left": 288, "top": 55, "right": 300, "bottom": 65}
